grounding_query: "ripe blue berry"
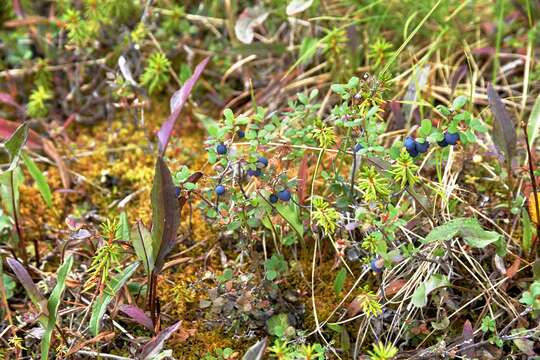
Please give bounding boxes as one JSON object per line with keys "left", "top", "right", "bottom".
{"left": 404, "top": 137, "right": 416, "bottom": 152}
{"left": 278, "top": 189, "right": 291, "bottom": 202}
{"left": 237, "top": 130, "right": 245, "bottom": 138}
{"left": 215, "top": 185, "right": 225, "bottom": 196}
{"left": 354, "top": 143, "right": 363, "bottom": 152}
{"left": 406, "top": 147, "right": 419, "bottom": 158}
{"left": 370, "top": 258, "right": 384, "bottom": 273}
{"left": 437, "top": 138, "right": 448, "bottom": 147}
{"left": 216, "top": 143, "right": 227, "bottom": 155}
{"left": 444, "top": 132, "right": 459, "bottom": 145}
{"left": 257, "top": 156, "right": 268, "bottom": 168}
{"left": 175, "top": 186, "right": 181, "bottom": 198}
{"left": 247, "top": 168, "right": 262, "bottom": 177}
{"left": 415, "top": 140, "right": 429, "bottom": 153}
{"left": 269, "top": 194, "right": 278, "bottom": 203}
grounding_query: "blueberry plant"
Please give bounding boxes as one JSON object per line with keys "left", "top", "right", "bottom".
{"left": 198, "top": 75, "right": 489, "bottom": 277}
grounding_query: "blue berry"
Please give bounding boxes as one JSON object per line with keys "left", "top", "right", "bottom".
{"left": 354, "top": 143, "right": 363, "bottom": 152}
{"left": 278, "top": 189, "right": 291, "bottom": 202}
{"left": 415, "top": 140, "right": 429, "bottom": 153}
{"left": 175, "top": 186, "right": 181, "bottom": 198}
{"left": 437, "top": 138, "right": 448, "bottom": 147}
{"left": 406, "top": 147, "right": 419, "bottom": 158}
{"left": 215, "top": 185, "right": 226, "bottom": 196}
{"left": 404, "top": 137, "right": 416, "bottom": 152}
{"left": 370, "top": 258, "right": 384, "bottom": 273}
{"left": 257, "top": 156, "right": 269, "bottom": 168}
{"left": 216, "top": 143, "right": 227, "bottom": 155}
{"left": 444, "top": 132, "right": 460, "bottom": 145}
{"left": 247, "top": 168, "right": 262, "bottom": 177}
{"left": 237, "top": 130, "right": 245, "bottom": 138}
{"left": 269, "top": 194, "right": 278, "bottom": 203}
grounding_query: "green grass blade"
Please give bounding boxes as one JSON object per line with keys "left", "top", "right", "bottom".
{"left": 42, "top": 255, "right": 73, "bottom": 360}
{"left": 21, "top": 151, "right": 53, "bottom": 208}
{"left": 89, "top": 262, "right": 139, "bottom": 336}
{"left": 527, "top": 94, "right": 540, "bottom": 146}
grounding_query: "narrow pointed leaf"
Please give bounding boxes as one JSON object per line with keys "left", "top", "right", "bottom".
{"left": 3, "top": 122, "right": 28, "bottom": 172}
{"left": 0, "top": 118, "right": 43, "bottom": 149}
{"left": 21, "top": 151, "right": 53, "bottom": 207}
{"left": 89, "top": 262, "right": 139, "bottom": 336}
{"left": 527, "top": 94, "right": 540, "bottom": 146}
{"left": 157, "top": 57, "right": 209, "bottom": 155}
{"left": 6, "top": 257, "right": 47, "bottom": 320}
{"left": 487, "top": 83, "right": 517, "bottom": 167}
{"left": 151, "top": 158, "right": 180, "bottom": 275}
{"left": 42, "top": 256, "right": 73, "bottom": 360}
{"left": 131, "top": 221, "right": 154, "bottom": 275}
{"left": 117, "top": 211, "right": 130, "bottom": 242}
{"left": 139, "top": 321, "right": 182, "bottom": 360}
{"left": 118, "top": 304, "right": 154, "bottom": 330}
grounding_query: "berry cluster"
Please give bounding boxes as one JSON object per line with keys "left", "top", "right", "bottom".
{"left": 404, "top": 131, "right": 459, "bottom": 158}
{"left": 212, "top": 144, "right": 292, "bottom": 203}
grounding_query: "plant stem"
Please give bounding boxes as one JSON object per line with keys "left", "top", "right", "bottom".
{"left": 523, "top": 125, "right": 540, "bottom": 257}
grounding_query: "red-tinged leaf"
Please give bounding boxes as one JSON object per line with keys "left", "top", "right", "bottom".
{"left": 297, "top": 153, "right": 309, "bottom": 205}
{"left": 243, "top": 337, "right": 267, "bottom": 360}
{"left": 139, "top": 321, "right": 182, "bottom": 360}
{"left": 346, "top": 298, "right": 363, "bottom": 317}
{"left": 0, "top": 92, "right": 24, "bottom": 114}
{"left": 384, "top": 278, "right": 407, "bottom": 297}
{"left": 6, "top": 258, "right": 47, "bottom": 319}
{"left": 0, "top": 118, "right": 42, "bottom": 149}
{"left": 506, "top": 256, "right": 521, "bottom": 279}
{"left": 157, "top": 57, "right": 210, "bottom": 155}
{"left": 118, "top": 304, "right": 154, "bottom": 330}
{"left": 460, "top": 320, "right": 474, "bottom": 358}
{"left": 487, "top": 83, "right": 517, "bottom": 168}
{"left": 151, "top": 157, "right": 181, "bottom": 275}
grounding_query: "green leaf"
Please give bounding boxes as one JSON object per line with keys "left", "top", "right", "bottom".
{"left": 527, "top": 94, "right": 540, "bottom": 145}
{"left": 522, "top": 209, "right": 533, "bottom": 253}
{"left": 452, "top": 95, "right": 467, "bottom": 110}
{"left": 274, "top": 200, "right": 304, "bottom": 239}
{"left": 3, "top": 123, "right": 28, "bottom": 172}
{"left": 131, "top": 221, "right": 154, "bottom": 276}
{"left": 117, "top": 211, "right": 130, "bottom": 241}
{"left": 42, "top": 256, "right": 73, "bottom": 360}
{"left": 423, "top": 218, "right": 505, "bottom": 255}
{"left": 89, "top": 262, "right": 139, "bottom": 336}
{"left": 411, "top": 274, "right": 449, "bottom": 308}
{"left": 333, "top": 268, "right": 347, "bottom": 294}
{"left": 21, "top": 152, "right": 53, "bottom": 208}
{"left": 267, "top": 313, "right": 289, "bottom": 337}
{"left": 419, "top": 119, "right": 432, "bottom": 138}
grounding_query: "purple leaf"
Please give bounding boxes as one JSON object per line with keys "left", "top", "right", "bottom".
{"left": 0, "top": 92, "right": 24, "bottom": 114}
{"left": 157, "top": 57, "right": 210, "bottom": 155}
{"left": 6, "top": 258, "right": 47, "bottom": 317}
{"left": 150, "top": 157, "right": 180, "bottom": 275}
{"left": 139, "top": 321, "right": 181, "bottom": 360}
{"left": 487, "top": 83, "right": 517, "bottom": 168}
{"left": 118, "top": 304, "right": 153, "bottom": 330}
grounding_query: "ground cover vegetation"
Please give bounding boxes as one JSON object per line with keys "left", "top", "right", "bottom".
{"left": 1, "top": 0, "right": 540, "bottom": 359}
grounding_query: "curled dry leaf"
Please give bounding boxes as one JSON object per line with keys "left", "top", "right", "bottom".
{"left": 286, "top": 0, "right": 313, "bottom": 16}
{"left": 235, "top": 7, "right": 269, "bottom": 44}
